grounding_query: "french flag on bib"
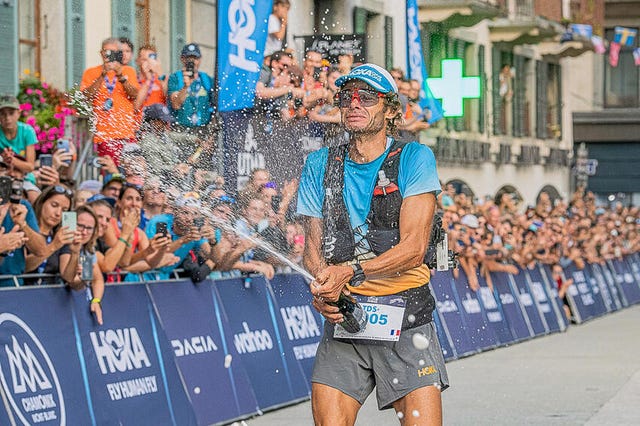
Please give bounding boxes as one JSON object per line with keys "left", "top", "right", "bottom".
{"left": 390, "top": 329, "right": 401, "bottom": 337}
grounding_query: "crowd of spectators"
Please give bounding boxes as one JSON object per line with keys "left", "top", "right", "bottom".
{"left": 0, "top": 0, "right": 637, "bottom": 327}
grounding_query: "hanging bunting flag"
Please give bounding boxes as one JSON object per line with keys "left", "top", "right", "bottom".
{"left": 613, "top": 26, "right": 637, "bottom": 47}
{"left": 570, "top": 24, "right": 593, "bottom": 40}
{"left": 406, "top": 0, "right": 444, "bottom": 124}
{"left": 609, "top": 42, "right": 621, "bottom": 67}
{"left": 634, "top": 48, "right": 640, "bottom": 66}
{"left": 591, "top": 36, "right": 606, "bottom": 54}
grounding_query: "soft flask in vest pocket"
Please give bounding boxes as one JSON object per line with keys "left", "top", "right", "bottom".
{"left": 367, "top": 170, "right": 402, "bottom": 255}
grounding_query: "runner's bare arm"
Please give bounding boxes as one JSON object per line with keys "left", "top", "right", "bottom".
{"left": 302, "top": 216, "right": 327, "bottom": 278}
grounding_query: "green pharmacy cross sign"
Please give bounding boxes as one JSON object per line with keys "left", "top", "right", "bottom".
{"left": 426, "top": 59, "right": 481, "bottom": 117}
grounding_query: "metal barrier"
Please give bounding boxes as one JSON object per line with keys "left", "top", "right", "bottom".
{"left": 0, "top": 268, "right": 189, "bottom": 287}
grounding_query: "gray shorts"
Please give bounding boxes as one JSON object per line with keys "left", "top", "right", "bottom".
{"left": 311, "top": 321, "right": 450, "bottom": 410}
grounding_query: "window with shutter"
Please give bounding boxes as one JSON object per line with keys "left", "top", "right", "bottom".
{"left": 65, "top": 0, "right": 85, "bottom": 89}
{"left": 353, "top": 7, "right": 368, "bottom": 34}
{"left": 478, "top": 45, "right": 485, "bottom": 134}
{"left": 491, "top": 46, "right": 502, "bottom": 135}
{"left": 170, "top": 0, "right": 187, "bottom": 73}
{"left": 112, "top": 0, "right": 136, "bottom": 42}
{"left": 0, "top": 0, "right": 18, "bottom": 94}
{"left": 18, "top": 0, "right": 40, "bottom": 77}
{"left": 513, "top": 55, "right": 525, "bottom": 137}
{"left": 536, "top": 60, "right": 548, "bottom": 139}
{"left": 384, "top": 16, "right": 393, "bottom": 71}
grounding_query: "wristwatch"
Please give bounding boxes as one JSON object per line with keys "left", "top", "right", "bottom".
{"left": 118, "top": 75, "right": 128, "bottom": 84}
{"left": 349, "top": 262, "right": 366, "bottom": 287}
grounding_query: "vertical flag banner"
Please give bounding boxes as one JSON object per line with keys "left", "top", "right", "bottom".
{"left": 614, "top": 26, "right": 637, "bottom": 47}
{"left": 217, "top": 0, "right": 273, "bottom": 112}
{"left": 591, "top": 36, "right": 606, "bottom": 54}
{"left": 609, "top": 42, "right": 621, "bottom": 67}
{"left": 634, "top": 48, "right": 640, "bottom": 66}
{"left": 406, "top": 0, "right": 444, "bottom": 124}
{"left": 570, "top": 24, "right": 593, "bottom": 39}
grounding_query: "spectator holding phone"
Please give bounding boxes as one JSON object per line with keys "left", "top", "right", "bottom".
{"left": 59, "top": 205, "right": 105, "bottom": 325}
{"left": 264, "top": 0, "right": 290, "bottom": 57}
{"left": 167, "top": 43, "right": 214, "bottom": 135}
{"left": 134, "top": 45, "right": 168, "bottom": 113}
{"left": 80, "top": 38, "right": 140, "bottom": 164}
{"left": 0, "top": 95, "right": 36, "bottom": 173}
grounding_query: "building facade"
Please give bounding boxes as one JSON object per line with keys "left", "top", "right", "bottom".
{"left": 3, "top": 0, "right": 632, "bottom": 206}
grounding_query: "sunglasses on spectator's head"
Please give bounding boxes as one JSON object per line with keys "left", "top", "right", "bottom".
{"left": 335, "top": 89, "right": 384, "bottom": 108}
{"left": 264, "top": 182, "right": 277, "bottom": 190}
{"left": 52, "top": 185, "right": 74, "bottom": 198}
{"left": 120, "top": 182, "right": 144, "bottom": 198}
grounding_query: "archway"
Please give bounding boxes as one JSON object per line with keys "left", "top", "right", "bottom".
{"left": 537, "top": 185, "right": 562, "bottom": 204}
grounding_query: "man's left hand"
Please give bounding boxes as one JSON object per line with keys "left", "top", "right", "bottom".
{"left": 310, "top": 265, "right": 354, "bottom": 302}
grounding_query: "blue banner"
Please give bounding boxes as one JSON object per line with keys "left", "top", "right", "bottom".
{"left": 147, "top": 280, "right": 258, "bottom": 425}
{"left": 584, "top": 263, "right": 615, "bottom": 313}
{"left": 406, "top": 0, "right": 444, "bottom": 124}
{"left": 624, "top": 255, "right": 640, "bottom": 303}
{"left": 563, "top": 263, "right": 598, "bottom": 322}
{"left": 431, "top": 310, "right": 455, "bottom": 361}
{"left": 450, "top": 270, "right": 498, "bottom": 351}
{"left": 590, "top": 263, "right": 623, "bottom": 310}
{"left": 217, "top": 0, "right": 273, "bottom": 111}
{"left": 522, "top": 266, "right": 562, "bottom": 333}
{"left": 510, "top": 269, "right": 547, "bottom": 335}
{"left": 599, "top": 262, "right": 628, "bottom": 308}
{"left": 610, "top": 259, "right": 640, "bottom": 305}
{"left": 490, "top": 272, "right": 532, "bottom": 341}
{"left": 214, "top": 277, "right": 309, "bottom": 410}
{"left": 475, "top": 274, "right": 514, "bottom": 345}
{"left": 429, "top": 271, "right": 477, "bottom": 357}
{"left": 267, "top": 274, "right": 323, "bottom": 387}
{"left": 538, "top": 264, "right": 569, "bottom": 331}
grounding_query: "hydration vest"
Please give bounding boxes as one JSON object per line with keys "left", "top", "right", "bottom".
{"left": 321, "top": 140, "right": 406, "bottom": 264}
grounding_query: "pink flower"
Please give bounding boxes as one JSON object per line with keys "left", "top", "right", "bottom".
{"left": 20, "top": 103, "right": 32, "bottom": 111}
{"left": 42, "top": 82, "right": 49, "bottom": 89}
{"left": 37, "top": 131, "right": 47, "bottom": 141}
{"left": 39, "top": 97, "right": 46, "bottom": 103}
{"left": 35, "top": 89, "right": 42, "bottom": 95}
{"left": 54, "top": 113, "right": 63, "bottom": 120}
{"left": 26, "top": 88, "right": 33, "bottom": 95}
{"left": 26, "top": 116, "right": 36, "bottom": 126}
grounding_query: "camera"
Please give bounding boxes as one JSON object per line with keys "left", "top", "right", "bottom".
{"left": 39, "top": 154, "right": 53, "bottom": 168}
{"left": 0, "top": 176, "right": 11, "bottom": 205}
{"left": 194, "top": 217, "right": 205, "bottom": 230}
{"left": 185, "top": 60, "right": 195, "bottom": 77}
{"left": 105, "top": 49, "right": 123, "bottom": 63}
{"left": 9, "top": 179, "right": 24, "bottom": 204}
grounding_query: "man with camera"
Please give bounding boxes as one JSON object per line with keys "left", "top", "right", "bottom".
{"left": 80, "top": 38, "right": 139, "bottom": 164}
{"left": 297, "top": 64, "right": 449, "bottom": 425}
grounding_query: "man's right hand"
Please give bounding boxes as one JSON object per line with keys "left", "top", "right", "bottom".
{"left": 182, "top": 72, "right": 193, "bottom": 89}
{"left": 311, "top": 294, "right": 344, "bottom": 324}
{"left": 120, "top": 208, "right": 140, "bottom": 237}
{"left": 0, "top": 226, "right": 27, "bottom": 253}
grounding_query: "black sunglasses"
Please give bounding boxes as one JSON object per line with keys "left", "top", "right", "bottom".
{"left": 52, "top": 185, "right": 74, "bottom": 198}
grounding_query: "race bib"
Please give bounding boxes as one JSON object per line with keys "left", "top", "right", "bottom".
{"left": 333, "top": 295, "right": 406, "bottom": 341}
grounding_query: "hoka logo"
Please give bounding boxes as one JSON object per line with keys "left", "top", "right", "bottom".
{"left": 5, "top": 336, "right": 52, "bottom": 394}
{"left": 90, "top": 328, "right": 151, "bottom": 375}
{"left": 351, "top": 68, "right": 382, "bottom": 82}
{"left": 280, "top": 306, "right": 321, "bottom": 340}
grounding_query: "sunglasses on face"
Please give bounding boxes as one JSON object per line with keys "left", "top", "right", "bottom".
{"left": 335, "top": 89, "right": 384, "bottom": 108}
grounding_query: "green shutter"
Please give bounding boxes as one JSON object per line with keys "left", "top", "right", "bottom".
{"left": 555, "top": 63, "right": 562, "bottom": 138}
{"left": 65, "top": 0, "right": 85, "bottom": 89}
{"left": 353, "top": 7, "right": 368, "bottom": 34}
{"left": 513, "top": 55, "right": 525, "bottom": 137}
{"left": 536, "top": 60, "right": 548, "bottom": 139}
{"left": 0, "top": 0, "right": 18, "bottom": 94}
{"left": 478, "top": 45, "right": 485, "bottom": 134}
{"left": 384, "top": 16, "right": 393, "bottom": 70}
{"left": 171, "top": 0, "right": 187, "bottom": 72}
{"left": 111, "top": 0, "right": 136, "bottom": 41}
{"left": 491, "top": 46, "right": 502, "bottom": 135}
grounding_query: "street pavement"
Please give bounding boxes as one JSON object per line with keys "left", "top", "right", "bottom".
{"left": 241, "top": 305, "right": 640, "bottom": 425}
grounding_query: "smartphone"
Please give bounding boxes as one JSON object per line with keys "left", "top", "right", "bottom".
{"left": 88, "top": 156, "right": 102, "bottom": 168}
{"left": 156, "top": 222, "right": 168, "bottom": 238}
{"left": 62, "top": 211, "right": 77, "bottom": 231}
{"left": 9, "top": 179, "right": 24, "bottom": 204}
{"left": 80, "top": 254, "right": 94, "bottom": 281}
{"left": 194, "top": 217, "right": 205, "bottom": 230}
{"left": 0, "top": 176, "right": 11, "bottom": 205}
{"left": 185, "top": 61, "right": 195, "bottom": 77}
{"left": 485, "top": 249, "right": 500, "bottom": 256}
{"left": 39, "top": 154, "right": 53, "bottom": 168}
{"left": 56, "top": 139, "right": 72, "bottom": 165}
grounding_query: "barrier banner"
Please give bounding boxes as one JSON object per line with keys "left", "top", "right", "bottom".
{"left": 602, "top": 262, "right": 629, "bottom": 307}
{"left": 449, "top": 269, "right": 498, "bottom": 351}
{"left": 582, "top": 265, "right": 608, "bottom": 317}
{"left": 432, "top": 310, "right": 456, "bottom": 361}
{"left": 0, "top": 288, "right": 93, "bottom": 425}
{"left": 475, "top": 274, "right": 514, "bottom": 345}
{"left": 267, "top": 274, "right": 323, "bottom": 387}
{"left": 584, "top": 264, "right": 615, "bottom": 313}
{"left": 147, "top": 280, "right": 258, "bottom": 425}
{"left": 509, "top": 270, "right": 547, "bottom": 335}
{"left": 625, "top": 255, "right": 640, "bottom": 298}
{"left": 537, "top": 265, "right": 569, "bottom": 331}
{"left": 590, "top": 263, "right": 623, "bottom": 310}
{"left": 217, "top": 0, "right": 273, "bottom": 111}
{"left": 563, "top": 263, "right": 598, "bottom": 323}
{"left": 214, "top": 277, "right": 309, "bottom": 410}
{"left": 489, "top": 272, "right": 532, "bottom": 341}
{"left": 523, "top": 266, "right": 562, "bottom": 333}
{"left": 70, "top": 284, "right": 197, "bottom": 425}
{"left": 429, "top": 271, "right": 477, "bottom": 357}
{"left": 610, "top": 259, "right": 640, "bottom": 305}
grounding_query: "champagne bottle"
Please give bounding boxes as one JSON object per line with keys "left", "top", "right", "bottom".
{"left": 330, "top": 294, "right": 368, "bottom": 333}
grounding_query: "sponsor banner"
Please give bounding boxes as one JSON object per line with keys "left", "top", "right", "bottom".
{"left": 300, "top": 34, "right": 367, "bottom": 63}
{"left": 581, "top": 265, "right": 608, "bottom": 317}
{"left": 625, "top": 255, "right": 640, "bottom": 302}
{"left": 432, "top": 310, "right": 456, "bottom": 361}
{"left": 591, "top": 263, "right": 623, "bottom": 310}
{"left": 537, "top": 265, "right": 569, "bottom": 331}
{"left": 475, "top": 274, "right": 515, "bottom": 345}
{"left": 599, "top": 262, "right": 629, "bottom": 308}
{"left": 563, "top": 262, "right": 599, "bottom": 322}
{"left": 429, "top": 271, "right": 477, "bottom": 357}
{"left": 449, "top": 269, "right": 498, "bottom": 351}
{"left": 489, "top": 272, "right": 533, "bottom": 341}
{"left": 70, "top": 285, "right": 196, "bottom": 425}
{"left": 510, "top": 270, "right": 547, "bottom": 335}
{"left": 522, "top": 266, "right": 562, "bottom": 333}
{"left": 214, "top": 277, "right": 309, "bottom": 410}
{"left": 267, "top": 274, "right": 323, "bottom": 387}
{"left": 217, "top": 0, "right": 273, "bottom": 111}
{"left": 584, "top": 264, "right": 615, "bottom": 313}
{"left": 0, "top": 288, "right": 90, "bottom": 425}
{"left": 147, "top": 280, "right": 258, "bottom": 424}
{"left": 610, "top": 259, "right": 640, "bottom": 305}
